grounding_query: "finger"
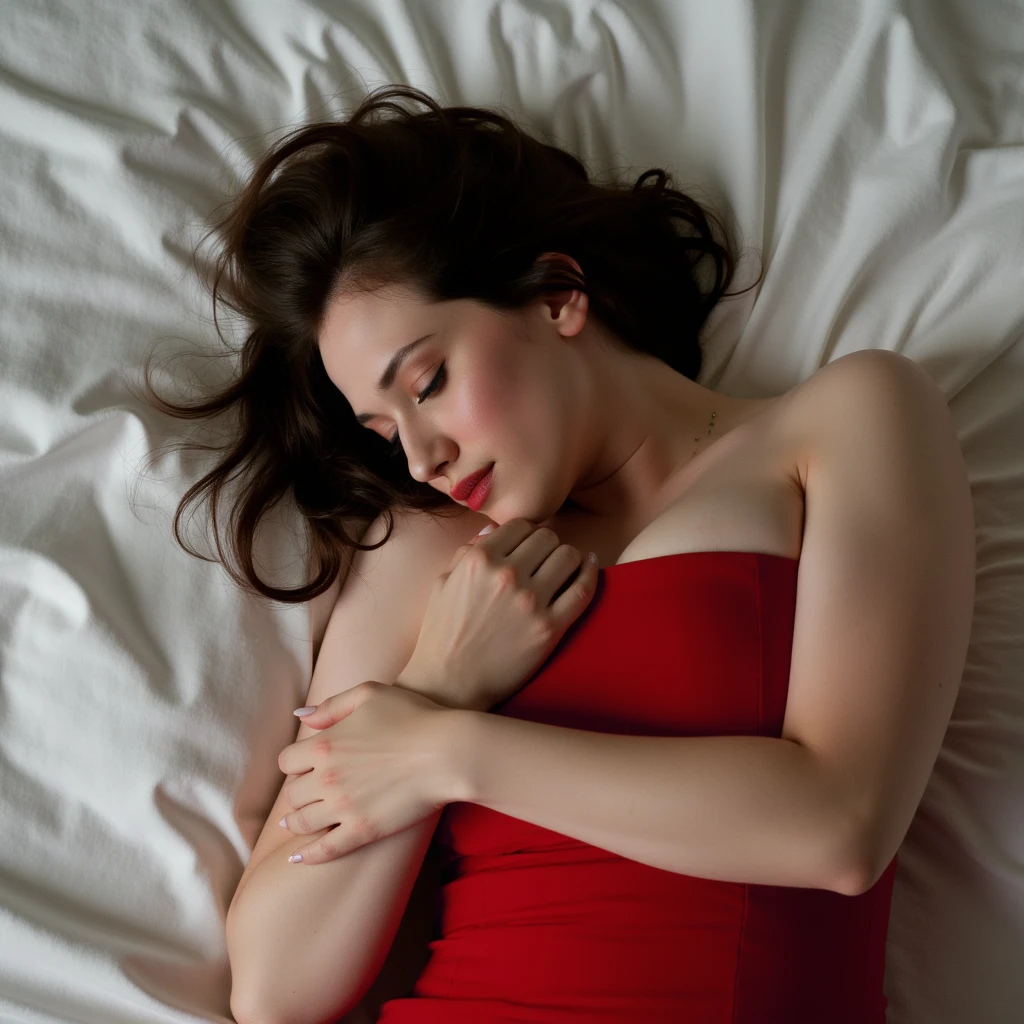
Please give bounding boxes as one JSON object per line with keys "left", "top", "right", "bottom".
{"left": 486, "top": 518, "right": 541, "bottom": 557}
{"left": 288, "top": 821, "right": 380, "bottom": 866}
{"left": 277, "top": 742, "right": 314, "bottom": 776}
{"left": 468, "top": 521, "right": 495, "bottom": 544}
{"left": 441, "top": 518, "right": 535, "bottom": 577}
{"left": 547, "top": 549, "right": 600, "bottom": 626}
{"left": 441, "top": 544, "right": 471, "bottom": 577}
{"left": 290, "top": 680, "right": 376, "bottom": 731}
{"left": 279, "top": 799, "right": 329, "bottom": 835}
{"left": 442, "top": 524, "right": 491, "bottom": 575}
{"left": 279, "top": 770, "right": 325, "bottom": 815}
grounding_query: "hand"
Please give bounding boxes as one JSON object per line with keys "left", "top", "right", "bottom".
{"left": 399, "top": 518, "right": 599, "bottom": 712}
{"left": 276, "top": 681, "right": 460, "bottom": 865}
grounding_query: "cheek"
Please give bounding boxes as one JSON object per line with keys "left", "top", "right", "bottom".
{"left": 453, "top": 336, "right": 565, "bottom": 467}
{"left": 457, "top": 347, "right": 531, "bottom": 442}
{"left": 463, "top": 376, "right": 517, "bottom": 438}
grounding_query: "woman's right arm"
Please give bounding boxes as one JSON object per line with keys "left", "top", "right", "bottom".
{"left": 227, "top": 507, "right": 490, "bottom": 1024}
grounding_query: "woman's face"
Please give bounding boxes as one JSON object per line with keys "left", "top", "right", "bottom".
{"left": 317, "top": 263, "right": 594, "bottom": 525}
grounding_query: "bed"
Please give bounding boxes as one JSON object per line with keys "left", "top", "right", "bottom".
{"left": 1, "top": 1, "right": 1022, "bottom": 1021}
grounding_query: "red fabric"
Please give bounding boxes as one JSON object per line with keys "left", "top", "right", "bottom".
{"left": 378, "top": 551, "right": 897, "bottom": 1023}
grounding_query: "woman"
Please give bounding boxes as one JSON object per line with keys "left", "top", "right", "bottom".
{"left": 138, "top": 85, "right": 975, "bottom": 1022}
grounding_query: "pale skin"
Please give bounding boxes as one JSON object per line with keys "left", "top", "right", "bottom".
{"left": 276, "top": 252, "right": 975, "bottom": 899}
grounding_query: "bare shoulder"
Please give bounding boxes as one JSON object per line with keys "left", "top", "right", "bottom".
{"left": 319, "top": 505, "right": 491, "bottom": 677}
{"left": 778, "top": 349, "right": 954, "bottom": 489}
{"left": 796, "top": 348, "right": 948, "bottom": 415}
{"left": 353, "top": 503, "right": 492, "bottom": 584}
{"left": 788, "top": 349, "right": 970, "bottom": 559}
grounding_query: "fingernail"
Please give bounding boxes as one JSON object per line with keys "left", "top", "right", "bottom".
{"left": 288, "top": 853, "right": 303, "bottom": 863}
{"left": 293, "top": 707, "right": 316, "bottom": 716}
{"left": 589, "top": 551, "right": 598, "bottom": 565}
{"left": 477, "top": 524, "right": 495, "bottom": 536}
{"left": 279, "top": 817, "right": 288, "bottom": 828}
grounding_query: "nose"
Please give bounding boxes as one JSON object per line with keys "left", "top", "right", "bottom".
{"left": 402, "top": 424, "right": 453, "bottom": 485}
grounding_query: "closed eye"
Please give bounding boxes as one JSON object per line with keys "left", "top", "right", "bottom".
{"left": 388, "top": 361, "right": 446, "bottom": 455}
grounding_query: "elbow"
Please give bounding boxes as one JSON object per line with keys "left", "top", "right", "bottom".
{"left": 227, "top": 912, "right": 275, "bottom": 1024}
{"left": 831, "top": 856, "right": 877, "bottom": 897}
{"left": 230, "top": 989, "right": 361, "bottom": 1024}
{"left": 229, "top": 965, "right": 286, "bottom": 1024}
{"left": 829, "top": 821, "right": 883, "bottom": 897}
{"left": 228, "top": 920, "right": 357, "bottom": 1024}
{"left": 229, "top": 953, "right": 365, "bottom": 1024}
{"left": 229, "top": 989, "right": 269, "bottom": 1024}
{"left": 226, "top": 894, "right": 365, "bottom": 1024}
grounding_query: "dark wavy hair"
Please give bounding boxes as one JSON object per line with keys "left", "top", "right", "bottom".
{"left": 130, "top": 83, "right": 762, "bottom": 604}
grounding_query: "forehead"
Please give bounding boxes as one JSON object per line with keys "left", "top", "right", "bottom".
{"left": 319, "top": 281, "right": 429, "bottom": 367}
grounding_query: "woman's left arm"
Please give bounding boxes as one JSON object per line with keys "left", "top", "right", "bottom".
{"left": 446, "top": 351, "right": 977, "bottom": 898}
{"left": 447, "top": 715, "right": 862, "bottom": 893}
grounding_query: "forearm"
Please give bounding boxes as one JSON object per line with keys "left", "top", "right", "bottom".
{"left": 228, "top": 677, "right": 496, "bottom": 1024}
{"left": 450, "top": 713, "right": 868, "bottom": 894}
{"left": 228, "top": 810, "right": 440, "bottom": 1024}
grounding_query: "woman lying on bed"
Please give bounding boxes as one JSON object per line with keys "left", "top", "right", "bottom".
{"left": 142, "top": 83, "right": 975, "bottom": 1023}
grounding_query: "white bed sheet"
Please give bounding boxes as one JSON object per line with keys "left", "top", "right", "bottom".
{"left": 1, "top": 1, "right": 1022, "bottom": 1021}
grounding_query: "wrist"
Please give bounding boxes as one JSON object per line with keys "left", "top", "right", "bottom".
{"left": 394, "top": 668, "right": 450, "bottom": 706}
{"left": 429, "top": 707, "right": 483, "bottom": 805}
{"left": 395, "top": 668, "right": 489, "bottom": 713}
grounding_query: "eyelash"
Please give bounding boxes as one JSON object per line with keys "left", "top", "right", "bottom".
{"left": 388, "top": 361, "right": 446, "bottom": 455}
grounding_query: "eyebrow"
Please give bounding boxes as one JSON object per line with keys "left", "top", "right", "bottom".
{"left": 354, "top": 333, "right": 435, "bottom": 424}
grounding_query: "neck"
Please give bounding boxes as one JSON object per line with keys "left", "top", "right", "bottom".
{"left": 563, "top": 354, "right": 743, "bottom": 522}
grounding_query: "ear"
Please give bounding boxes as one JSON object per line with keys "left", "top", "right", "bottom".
{"left": 536, "top": 251, "right": 583, "bottom": 277}
{"left": 534, "top": 252, "right": 588, "bottom": 337}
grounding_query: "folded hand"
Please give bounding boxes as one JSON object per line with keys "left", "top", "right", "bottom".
{"left": 277, "top": 681, "right": 457, "bottom": 865}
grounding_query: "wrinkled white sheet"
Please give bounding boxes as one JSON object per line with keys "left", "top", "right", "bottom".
{"left": 1, "top": 1, "right": 1022, "bottom": 1022}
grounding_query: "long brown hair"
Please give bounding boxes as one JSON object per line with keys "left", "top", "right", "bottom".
{"left": 129, "top": 83, "right": 762, "bottom": 604}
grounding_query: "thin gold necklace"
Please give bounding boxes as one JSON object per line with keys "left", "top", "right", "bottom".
{"left": 565, "top": 407, "right": 719, "bottom": 507}
{"left": 691, "top": 409, "right": 717, "bottom": 460}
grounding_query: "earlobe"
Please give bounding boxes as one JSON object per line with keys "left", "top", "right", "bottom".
{"left": 534, "top": 252, "right": 588, "bottom": 337}
{"left": 542, "top": 290, "right": 586, "bottom": 337}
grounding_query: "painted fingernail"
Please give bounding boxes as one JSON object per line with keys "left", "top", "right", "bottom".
{"left": 288, "top": 853, "right": 303, "bottom": 863}
{"left": 279, "top": 817, "right": 288, "bottom": 828}
{"left": 589, "top": 551, "right": 598, "bottom": 565}
{"left": 293, "top": 707, "right": 316, "bottom": 716}
{"left": 477, "top": 524, "right": 494, "bottom": 535}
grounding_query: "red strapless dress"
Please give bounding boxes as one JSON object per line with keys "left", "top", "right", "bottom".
{"left": 378, "top": 551, "right": 897, "bottom": 1023}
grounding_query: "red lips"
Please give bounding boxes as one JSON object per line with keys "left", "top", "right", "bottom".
{"left": 451, "top": 463, "right": 495, "bottom": 501}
